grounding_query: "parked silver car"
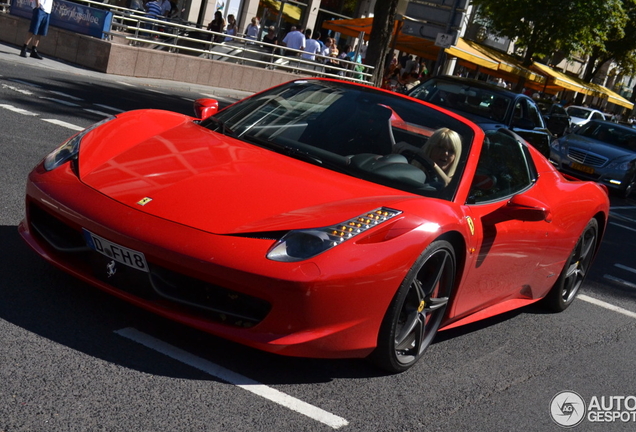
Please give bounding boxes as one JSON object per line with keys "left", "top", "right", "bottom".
{"left": 550, "top": 120, "right": 636, "bottom": 197}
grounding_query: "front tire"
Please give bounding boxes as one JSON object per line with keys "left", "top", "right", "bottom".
{"left": 371, "top": 240, "right": 455, "bottom": 373}
{"left": 544, "top": 218, "right": 598, "bottom": 312}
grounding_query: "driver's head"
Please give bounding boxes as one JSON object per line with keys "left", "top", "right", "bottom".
{"left": 425, "top": 128, "right": 462, "bottom": 177}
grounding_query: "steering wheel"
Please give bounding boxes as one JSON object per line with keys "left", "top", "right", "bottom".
{"left": 411, "top": 153, "right": 440, "bottom": 183}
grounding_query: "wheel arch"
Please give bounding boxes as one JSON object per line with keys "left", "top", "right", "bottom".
{"left": 436, "top": 230, "right": 467, "bottom": 297}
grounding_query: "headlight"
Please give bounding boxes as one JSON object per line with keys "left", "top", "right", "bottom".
{"left": 550, "top": 138, "right": 562, "bottom": 150}
{"left": 266, "top": 207, "right": 402, "bottom": 262}
{"left": 606, "top": 160, "right": 634, "bottom": 171}
{"left": 43, "top": 116, "right": 115, "bottom": 171}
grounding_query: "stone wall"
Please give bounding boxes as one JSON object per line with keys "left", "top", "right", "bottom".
{"left": 0, "top": 13, "right": 300, "bottom": 93}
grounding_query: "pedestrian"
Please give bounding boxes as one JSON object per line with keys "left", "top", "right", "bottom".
{"left": 301, "top": 29, "right": 321, "bottom": 62}
{"left": 20, "top": 0, "right": 54, "bottom": 60}
{"left": 245, "top": 17, "right": 260, "bottom": 40}
{"left": 206, "top": 10, "right": 225, "bottom": 43}
{"left": 224, "top": 14, "right": 237, "bottom": 42}
{"left": 282, "top": 26, "right": 305, "bottom": 57}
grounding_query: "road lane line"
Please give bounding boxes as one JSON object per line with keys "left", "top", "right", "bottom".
{"left": 609, "top": 221, "right": 636, "bottom": 233}
{"left": 41, "top": 119, "right": 84, "bottom": 131}
{"left": 579, "top": 294, "right": 636, "bottom": 319}
{"left": 615, "top": 263, "right": 636, "bottom": 274}
{"left": 94, "top": 103, "right": 125, "bottom": 113}
{"left": 117, "top": 81, "right": 136, "bottom": 87}
{"left": 115, "top": 327, "right": 349, "bottom": 429}
{"left": 8, "top": 79, "right": 41, "bottom": 88}
{"left": 603, "top": 274, "right": 636, "bottom": 289}
{"left": 1, "top": 84, "right": 34, "bottom": 95}
{"left": 0, "top": 104, "right": 39, "bottom": 116}
{"left": 49, "top": 90, "right": 83, "bottom": 101}
{"left": 40, "top": 97, "right": 81, "bottom": 107}
{"left": 83, "top": 108, "right": 112, "bottom": 117}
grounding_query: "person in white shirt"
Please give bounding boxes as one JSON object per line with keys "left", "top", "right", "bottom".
{"left": 245, "top": 17, "right": 260, "bottom": 40}
{"left": 282, "top": 26, "right": 305, "bottom": 56}
{"left": 20, "top": 0, "right": 54, "bottom": 59}
{"left": 301, "top": 30, "right": 321, "bottom": 61}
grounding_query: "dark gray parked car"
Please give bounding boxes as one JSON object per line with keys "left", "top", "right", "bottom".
{"left": 538, "top": 102, "right": 571, "bottom": 137}
{"left": 550, "top": 120, "right": 636, "bottom": 197}
{"left": 408, "top": 76, "right": 552, "bottom": 157}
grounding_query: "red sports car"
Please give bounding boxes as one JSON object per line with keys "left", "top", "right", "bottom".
{"left": 20, "top": 79, "right": 609, "bottom": 373}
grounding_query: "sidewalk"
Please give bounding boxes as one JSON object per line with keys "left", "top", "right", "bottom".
{"left": 0, "top": 41, "right": 255, "bottom": 100}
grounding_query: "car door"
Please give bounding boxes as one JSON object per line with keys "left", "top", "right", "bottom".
{"left": 509, "top": 98, "right": 551, "bottom": 157}
{"left": 453, "top": 130, "right": 555, "bottom": 318}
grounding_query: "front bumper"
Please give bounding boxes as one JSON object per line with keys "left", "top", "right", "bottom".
{"left": 20, "top": 163, "right": 413, "bottom": 359}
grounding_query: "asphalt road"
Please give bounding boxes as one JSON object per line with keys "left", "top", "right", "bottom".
{"left": 1, "top": 41, "right": 636, "bottom": 432}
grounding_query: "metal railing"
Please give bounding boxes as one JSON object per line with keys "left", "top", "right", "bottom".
{"left": 106, "top": 9, "right": 373, "bottom": 83}
{"left": 8, "top": 0, "right": 374, "bottom": 83}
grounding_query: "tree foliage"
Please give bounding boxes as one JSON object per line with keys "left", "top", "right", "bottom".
{"left": 470, "top": 0, "right": 627, "bottom": 67}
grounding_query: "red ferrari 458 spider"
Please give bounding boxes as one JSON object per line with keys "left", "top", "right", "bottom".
{"left": 20, "top": 79, "right": 609, "bottom": 373}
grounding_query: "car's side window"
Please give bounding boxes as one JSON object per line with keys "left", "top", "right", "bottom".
{"left": 527, "top": 101, "right": 544, "bottom": 128}
{"left": 468, "top": 131, "right": 535, "bottom": 204}
{"left": 592, "top": 112, "right": 604, "bottom": 120}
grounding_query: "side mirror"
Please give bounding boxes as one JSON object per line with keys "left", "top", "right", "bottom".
{"left": 504, "top": 194, "right": 552, "bottom": 222}
{"left": 512, "top": 117, "right": 535, "bottom": 130}
{"left": 194, "top": 98, "right": 219, "bottom": 120}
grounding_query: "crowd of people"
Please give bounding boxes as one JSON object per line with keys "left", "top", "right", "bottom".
{"left": 381, "top": 53, "right": 430, "bottom": 94}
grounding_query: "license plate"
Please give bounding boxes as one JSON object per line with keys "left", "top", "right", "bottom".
{"left": 83, "top": 229, "right": 149, "bottom": 272}
{"left": 571, "top": 162, "right": 595, "bottom": 174}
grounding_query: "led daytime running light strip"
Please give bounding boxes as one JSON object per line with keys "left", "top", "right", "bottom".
{"left": 329, "top": 208, "right": 401, "bottom": 241}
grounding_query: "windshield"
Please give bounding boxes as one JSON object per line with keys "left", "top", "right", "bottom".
{"left": 566, "top": 107, "right": 592, "bottom": 119}
{"left": 408, "top": 79, "right": 513, "bottom": 122}
{"left": 577, "top": 122, "right": 636, "bottom": 151}
{"left": 202, "top": 79, "right": 475, "bottom": 200}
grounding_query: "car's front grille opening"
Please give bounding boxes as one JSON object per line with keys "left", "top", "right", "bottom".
{"left": 567, "top": 148, "right": 608, "bottom": 167}
{"left": 29, "top": 202, "right": 89, "bottom": 252}
{"left": 150, "top": 266, "right": 272, "bottom": 328}
{"left": 27, "top": 201, "right": 271, "bottom": 328}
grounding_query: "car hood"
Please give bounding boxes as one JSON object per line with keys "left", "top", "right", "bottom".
{"left": 562, "top": 134, "right": 636, "bottom": 160}
{"left": 79, "top": 121, "right": 417, "bottom": 235}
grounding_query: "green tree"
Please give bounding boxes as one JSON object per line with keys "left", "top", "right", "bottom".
{"left": 471, "top": 0, "right": 627, "bottom": 89}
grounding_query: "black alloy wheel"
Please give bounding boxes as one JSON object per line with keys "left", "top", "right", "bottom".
{"left": 371, "top": 240, "right": 455, "bottom": 373}
{"left": 544, "top": 218, "right": 598, "bottom": 312}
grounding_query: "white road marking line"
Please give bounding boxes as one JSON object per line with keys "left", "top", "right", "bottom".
{"left": 41, "top": 119, "right": 84, "bottom": 131}
{"left": 8, "top": 79, "right": 41, "bottom": 88}
{"left": 200, "top": 93, "right": 217, "bottom": 98}
{"left": 115, "top": 327, "right": 349, "bottom": 429}
{"left": 603, "top": 274, "right": 636, "bottom": 289}
{"left": 609, "top": 212, "right": 636, "bottom": 223}
{"left": 181, "top": 97, "right": 195, "bottom": 102}
{"left": 615, "top": 263, "right": 636, "bottom": 274}
{"left": 609, "top": 221, "right": 636, "bottom": 233}
{"left": 40, "top": 97, "right": 81, "bottom": 107}
{"left": 83, "top": 108, "right": 112, "bottom": 117}
{"left": 610, "top": 206, "right": 636, "bottom": 210}
{"left": 117, "top": 81, "right": 136, "bottom": 87}
{"left": 0, "top": 103, "right": 39, "bottom": 116}
{"left": 94, "top": 103, "right": 125, "bottom": 113}
{"left": 1, "top": 83, "right": 34, "bottom": 95}
{"left": 146, "top": 88, "right": 166, "bottom": 94}
{"left": 579, "top": 294, "right": 636, "bottom": 319}
{"left": 49, "top": 90, "right": 83, "bottom": 101}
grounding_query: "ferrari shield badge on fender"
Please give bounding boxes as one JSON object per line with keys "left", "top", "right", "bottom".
{"left": 137, "top": 197, "right": 153, "bottom": 206}
{"left": 466, "top": 216, "right": 475, "bottom": 235}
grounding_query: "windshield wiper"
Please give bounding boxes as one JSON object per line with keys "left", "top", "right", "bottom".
{"left": 208, "top": 116, "right": 235, "bottom": 136}
{"left": 243, "top": 134, "right": 323, "bottom": 165}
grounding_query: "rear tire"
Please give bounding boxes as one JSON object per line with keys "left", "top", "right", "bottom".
{"left": 370, "top": 240, "right": 455, "bottom": 373}
{"left": 544, "top": 218, "right": 598, "bottom": 312}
